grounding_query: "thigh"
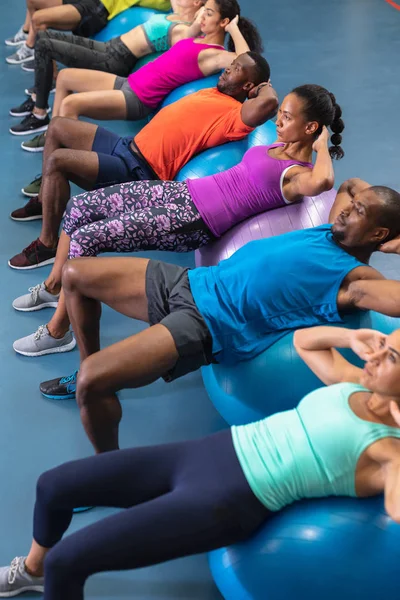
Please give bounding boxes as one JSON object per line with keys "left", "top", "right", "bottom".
{"left": 39, "top": 32, "right": 111, "bottom": 70}
{"left": 57, "top": 67, "right": 117, "bottom": 92}
{"left": 31, "top": 0, "right": 62, "bottom": 8}
{"left": 63, "top": 90, "right": 126, "bottom": 121}
{"left": 33, "top": 4, "right": 82, "bottom": 30}
{"left": 48, "top": 117, "right": 98, "bottom": 152}
{"left": 47, "top": 148, "right": 100, "bottom": 190}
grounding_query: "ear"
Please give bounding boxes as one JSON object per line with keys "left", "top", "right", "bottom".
{"left": 220, "top": 17, "right": 230, "bottom": 28}
{"left": 304, "top": 121, "right": 320, "bottom": 136}
{"left": 243, "top": 81, "right": 255, "bottom": 93}
{"left": 372, "top": 227, "right": 391, "bottom": 244}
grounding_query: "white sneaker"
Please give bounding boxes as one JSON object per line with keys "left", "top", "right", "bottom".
{"left": 5, "top": 26, "right": 28, "bottom": 47}
{"left": 13, "top": 325, "right": 76, "bottom": 357}
{"left": 0, "top": 556, "right": 44, "bottom": 596}
{"left": 13, "top": 282, "right": 59, "bottom": 312}
{"left": 6, "top": 43, "right": 34, "bottom": 65}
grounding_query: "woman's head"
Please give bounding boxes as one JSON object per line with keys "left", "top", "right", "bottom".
{"left": 360, "top": 330, "right": 400, "bottom": 399}
{"left": 275, "top": 84, "right": 345, "bottom": 160}
{"left": 201, "top": 0, "right": 263, "bottom": 53}
{"left": 171, "top": 0, "right": 203, "bottom": 14}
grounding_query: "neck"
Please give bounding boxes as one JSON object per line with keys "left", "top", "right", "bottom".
{"left": 332, "top": 239, "right": 374, "bottom": 264}
{"left": 201, "top": 30, "right": 225, "bottom": 46}
{"left": 174, "top": 7, "right": 197, "bottom": 21}
{"left": 366, "top": 392, "right": 399, "bottom": 426}
{"left": 280, "top": 141, "right": 313, "bottom": 163}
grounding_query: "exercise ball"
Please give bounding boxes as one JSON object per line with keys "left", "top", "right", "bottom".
{"left": 195, "top": 188, "right": 335, "bottom": 266}
{"left": 161, "top": 74, "right": 220, "bottom": 108}
{"left": 204, "top": 309, "right": 400, "bottom": 425}
{"left": 209, "top": 495, "right": 400, "bottom": 600}
{"left": 94, "top": 7, "right": 167, "bottom": 42}
{"left": 175, "top": 121, "right": 277, "bottom": 180}
{"left": 133, "top": 51, "right": 164, "bottom": 71}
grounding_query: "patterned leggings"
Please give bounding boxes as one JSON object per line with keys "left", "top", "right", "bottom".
{"left": 63, "top": 180, "right": 214, "bottom": 259}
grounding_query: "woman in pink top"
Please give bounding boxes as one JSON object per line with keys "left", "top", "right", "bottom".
{"left": 13, "top": 84, "right": 345, "bottom": 358}
{"left": 43, "top": 0, "right": 264, "bottom": 124}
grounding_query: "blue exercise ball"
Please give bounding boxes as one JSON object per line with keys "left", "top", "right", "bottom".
{"left": 175, "top": 121, "right": 277, "bottom": 181}
{"left": 209, "top": 495, "right": 400, "bottom": 600}
{"left": 94, "top": 7, "right": 167, "bottom": 42}
{"left": 204, "top": 310, "right": 400, "bottom": 426}
{"left": 161, "top": 74, "right": 220, "bottom": 108}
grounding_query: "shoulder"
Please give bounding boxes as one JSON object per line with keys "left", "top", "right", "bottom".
{"left": 344, "top": 265, "right": 385, "bottom": 283}
{"left": 366, "top": 436, "right": 400, "bottom": 463}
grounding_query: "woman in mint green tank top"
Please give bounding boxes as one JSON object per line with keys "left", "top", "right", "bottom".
{"left": 2, "top": 326, "right": 400, "bottom": 596}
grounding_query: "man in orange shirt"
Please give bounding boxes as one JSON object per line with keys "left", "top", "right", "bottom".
{"left": 9, "top": 52, "right": 277, "bottom": 269}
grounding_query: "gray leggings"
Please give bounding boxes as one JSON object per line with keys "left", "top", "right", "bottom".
{"left": 34, "top": 30, "right": 137, "bottom": 109}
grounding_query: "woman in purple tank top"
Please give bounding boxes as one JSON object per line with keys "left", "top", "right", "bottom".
{"left": 13, "top": 84, "right": 346, "bottom": 357}
{"left": 42, "top": 0, "right": 264, "bottom": 125}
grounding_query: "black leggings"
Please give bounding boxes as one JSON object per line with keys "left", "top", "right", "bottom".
{"left": 34, "top": 430, "right": 269, "bottom": 600}
{"left": 34, "top": 30, "right": 137, "bottom": 109}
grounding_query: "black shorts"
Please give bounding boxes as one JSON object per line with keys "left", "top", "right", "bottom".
{"left": 145, "top": 260, "right": 216, "bottom": 382}
{"left": 64, "top": 0, "right": 109, "bottom": 38}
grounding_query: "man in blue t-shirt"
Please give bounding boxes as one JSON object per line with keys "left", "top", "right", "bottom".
{"left": 42, "top": 178, "right": 400, "bottom": 453}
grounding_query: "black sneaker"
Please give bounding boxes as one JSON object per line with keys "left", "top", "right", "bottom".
{"left": 21, "top": 58, "right": 35, "bottom": 72}
{"left": 10, "top": 113, "right": 50, "bottom": 136}
{"left": 8, "top": 237, "right": 57, "bottom": 270}
{"left": 9, "top": 97, "right": 34, "bottom": 117}
{"left": 40, "top": 370, "right": 78, "bottom": 400}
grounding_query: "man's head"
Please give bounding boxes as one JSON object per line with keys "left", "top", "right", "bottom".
{"left": 217, "top": 52, "right": 271, "bottom": 100}
{"left": 331, "top": 185, "right": 400, "bottom": 249}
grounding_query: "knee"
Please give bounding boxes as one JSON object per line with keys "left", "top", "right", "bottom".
{"left": 44, "top": 543, "right": 86, "bottom": 586}
{"left": 61, "top": 259, "right": 84, "bottom": 292}
{"left": 56, "top": 69, "right": 70, "bottom": 93}
{"left": 31, "top": 9, "right": 46, "bottom": 30}
{"left": 45, "top": 116, "right": 64, "bottom": 144}
{"left": 75, "top": 358, "right": 101, "bottom": 409}
{"left": 59, "top": 95, "right": 79, "bottom": 119}
{"left": 43, "top": 148, "right": 67, "bottom": 176}
{"left": 36, "top": 469, "right": 62, "bottom": 510}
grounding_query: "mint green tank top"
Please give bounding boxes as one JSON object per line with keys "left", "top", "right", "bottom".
{"left": 142, "top": 14, "right": 190, "bottom": 53}
{"left": 232, "top": 382, "right": 400, "bottom": 511}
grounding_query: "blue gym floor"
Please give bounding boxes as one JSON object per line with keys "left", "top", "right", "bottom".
{"left": 0, "top": 0, "right": 399, "bottom": 598}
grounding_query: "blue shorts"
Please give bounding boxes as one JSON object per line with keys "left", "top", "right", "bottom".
{"left": 92, "top": 126, "right": 157, "bottom": 188}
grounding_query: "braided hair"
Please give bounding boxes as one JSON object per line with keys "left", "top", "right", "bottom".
{"left": 214, "top": 0, "right": 263, "bottom": 53}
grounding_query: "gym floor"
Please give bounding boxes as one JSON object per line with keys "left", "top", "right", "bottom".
{"left": 0, "top": 0, "right": 399, "bottom": 598}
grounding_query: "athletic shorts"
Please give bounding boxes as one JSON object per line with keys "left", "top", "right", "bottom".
{"left": 64, "top": 0, "right": 109, "bottom": 38}
{"left": 145, "top": 260, "right": 217, "bottom": 382}
{"left": 91, "top": 126, "right": 157, "bottom": 188}
{"left": 114, "top": 76, "right": 153, "bottom": 121}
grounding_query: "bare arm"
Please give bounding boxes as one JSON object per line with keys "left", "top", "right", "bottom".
{"left": 293, "top": 326, "right": 366, "bottom": 385}
{"left": 200, "top": 17, "right": 250, "bottom": 73}
{"left": 349, "top": 279, "right": 400, "bottom": 317}
{"left": 240, "top": 82, "right": 278, "bottom": 128}
{"left": 383, "top": 460, "right": 400, "bottom": 523}
{"left": 176, "top": 6, "right": 203, "bottom": 40}
{"left": 366, "top": 437, "right": 400, "bottom": 523}
{"left": 328, "top": 178, "right": 371, "bottom": 223}
{"left": 283, "top": 127, "right": 334, "bottom": 203}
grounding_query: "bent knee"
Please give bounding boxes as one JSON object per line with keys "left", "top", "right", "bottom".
{"left": 46, "top": 116, "right": 65, "bottom": 141}
{"left": 59, "top": 95, "right": 79, "bottom": 119}
{"left": 76, "top": 359, "right": 103, "bottom": 407}
{"left": 43, "top": 148, "right": 69, "bottom": 175}
{"left": 61, "top": 259, "right": 87, "bottom": 291}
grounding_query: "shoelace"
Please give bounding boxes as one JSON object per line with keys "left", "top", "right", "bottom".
{"left": 23, "top": 238, "right": 41, "bottom": 258}
{"left": 60, "top": 370, "right": 78, "bottom": 385}
{"left": 17, "top": 44, "right": 32, "bottom": 60}
{"left": 8, "top": 557, "right": 24, "bottom": 585}
{"left": 28, "top": 283, "right": 43, "bottom": 304}
{"left": 20, "top": 113, "right": 41, "bottom": 126}
{"left": 33, "top": 325, "right": 47, "bottom": 341}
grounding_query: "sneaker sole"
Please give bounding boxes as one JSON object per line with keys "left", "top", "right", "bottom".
{"left": 21, "top": 143, "right": 44, "bottom": 153}
{"left": 21, "top": 65, "right": 35, "bottom": 72}
{"left": 0, "top": 585, "right": 44, "bottom": 597}
{"left": 21, "top": 188, "right": 40, "bottom": 197}
{"left": 41, "top": 390, "right": 76, "bottom": 400}
{"left": 10, "top": 214, "right": 42, "bottom": 222}
{"left": 13, "top": 301, "right": 59, "bottom": 312}
{"left": 8, "top": 257, "right": 55, "bottom": 270}
{"left": 9, "top": 110, "right": 31, "bottom": 117}
{"left": 13, "top": 338, "right": 76, "bottom": 357}
{"left": 9, "top": 124, "right": 49, "bottom": 136}
{"left": 5, "top": 39, "right": 27, "bottom": 47}
{"left": 6, "top": 55, "right": 35, "bottom": 65}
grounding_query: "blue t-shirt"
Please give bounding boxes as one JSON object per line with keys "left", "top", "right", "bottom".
{"left": 188, "top": 225, "right": 364, "bottom": 364}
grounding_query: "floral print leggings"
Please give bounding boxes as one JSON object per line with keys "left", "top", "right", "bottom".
{"left": 63, "top": 180, "right": 215, "bottom": 259}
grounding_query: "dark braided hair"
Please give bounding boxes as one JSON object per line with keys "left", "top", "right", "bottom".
{"left": 214, "top": 0, "right": 263, "bottom": 53}
{"left": 291, "top": 84, "right": 345, "bottom": 160}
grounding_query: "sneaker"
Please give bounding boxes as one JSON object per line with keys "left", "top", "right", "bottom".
{"left": 13, "top": 325, "right": 76, "bottom": 357}
{"left": 0, "top": 556, "right": 44, "bottom": 596}
{"left": 10, "top": 197, "right": 43, "bottom": 222}
{"left": 21, "top": 58, "right": 35, "bottom": 72}
{"left": 9, "top": 97, "right": 34, "bottom": 117}
{"left": 6, "top": 43, "right": 34, "bottom": 64}
{"left": 40, "top": 370, "right": 78, "bottom": 400}
{"left": 25, "top": 80, "right": 56, "bottom": 96}
{"left": 21, "top": 174, "right": 42, "bottom": 197}
{"left": 13, "top": 282, "right": 59, "bottom": 312}
{"left": 8, "top": 238, "right": 57, "bottom": 270}
{"left": 10, "top": 113, "right": 50, "bottom": 136}
{"left": 21, "top": 132, "right": 46, "bottom": 153}
{"left": 5, "top": 26, "right": 29, "bottom": 47}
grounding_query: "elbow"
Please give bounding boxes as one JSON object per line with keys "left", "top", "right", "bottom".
{"left": 313, "top": 175, "right": 335, "bottom": 195}
{"left": 385, "top": 502, "right": 400, "bottom": 525}
{"left": 293, "top": 329, "right": 307, "bottom": 352}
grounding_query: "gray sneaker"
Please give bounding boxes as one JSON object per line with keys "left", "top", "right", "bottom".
{"left": 13, "top": 282, "right": 59, "bottom": 312}
{"left": 6, "top": 43, "right": 34, "bottom": 65}
{"left": 0, "top": 556, "right": 44, "bottom": 596}
{"left": 5, "top": 27, "right": 29, "bottom": 47}
{"left": 13, "top": 325, "right": 76, "bottom": 357}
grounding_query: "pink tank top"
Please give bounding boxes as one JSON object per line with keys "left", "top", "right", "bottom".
{"left": 187, "top": 143, "right": 313, "bottom": 237}
{"left": 127, "top": 38, "right": 224, "bottom": 109}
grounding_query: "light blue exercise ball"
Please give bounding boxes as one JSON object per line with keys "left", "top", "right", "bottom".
{"left": 175, "top": 121, "right": 277, "bottom": 181}
{"left": 94, "top": 6, "right": 167, "bottom": 42}
{"left": 210, "top": 495, "right": 400, "bottom": 600}
{"left": 203, "top": 309, "right": 400, "bottom": 426}
{"left": 161, "top": 74, "right": 221, "bottom": 108}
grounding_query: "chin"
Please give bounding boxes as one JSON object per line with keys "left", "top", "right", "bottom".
{"left": 331, "top": 225, "right": 346, "bottom": 243}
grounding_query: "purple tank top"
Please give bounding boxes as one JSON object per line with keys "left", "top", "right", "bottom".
{"left": 127, "top": 38, "right": 224, "bottom": 109}
{"left": 187, "top": 143, "right": 313, "bottom": 237}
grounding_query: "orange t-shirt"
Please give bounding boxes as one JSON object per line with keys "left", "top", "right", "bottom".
{"left": 134, "top": 88, "right": 254, "bottom": 181}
